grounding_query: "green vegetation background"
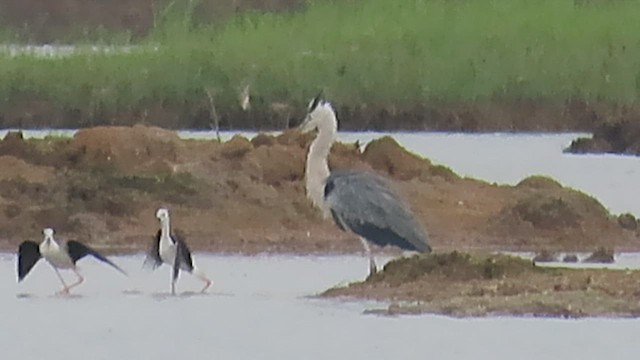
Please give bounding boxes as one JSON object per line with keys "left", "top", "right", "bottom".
{"left": 1, "top": 0, "right": 639, "bottom": 125}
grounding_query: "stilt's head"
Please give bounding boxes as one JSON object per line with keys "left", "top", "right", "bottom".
{"left": 298, "top": 93, "right": 337, "bottom": 134}
{"left": 156, "top": 208, "right": 170, "bottom": 222}
{"left": 43, "top": 228, "right": 54, "bottom": 241}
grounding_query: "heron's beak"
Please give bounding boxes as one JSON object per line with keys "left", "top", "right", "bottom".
{"left": 298, "top": 114, "right": 315, "bottom": 133}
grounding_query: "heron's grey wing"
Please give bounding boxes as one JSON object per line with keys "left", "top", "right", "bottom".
{"left": 66, "top": 241, "right": 128, "bottom": 276}
{"left": 18, "top": 241, "right": 41, "bottom": 282}
{"left": 143, "top": 229, "right": 163, "bottom": 270}
{"left": 325, "top": 170, "right": 431, "bottom": 253}
{"left": 174, "top": 230, "right": 194, "bottom": 272}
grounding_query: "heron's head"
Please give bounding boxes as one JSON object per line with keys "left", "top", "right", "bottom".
{"left": 298, "top": 94, "right": 337, "bottom": 134}
{"left": 156, "top": 208, "right": 170, "bottom": 222}
{"left": 43, "top": 228, "right": 54, "bottom": 240}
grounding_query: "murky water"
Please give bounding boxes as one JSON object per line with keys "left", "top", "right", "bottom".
{"left": 3, "top": 130, "right": 640, "bottom": 357}
{"left": 3, "top": 253, "right": 640, "bottom": 360}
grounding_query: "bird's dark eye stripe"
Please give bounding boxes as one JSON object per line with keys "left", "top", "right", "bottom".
{"left": 309, "top": 90, "right": 325, "bottom": 112}
{"left": 310, "top": 96, "right": 321, "bottom": 112}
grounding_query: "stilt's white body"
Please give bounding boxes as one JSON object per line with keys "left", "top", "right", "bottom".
{"left": 39, "top": 236, "right": 74, "bottom": 269}
{"left": 159, "top": 241, "right": 177, "bottom": 266}
{"left": 158, "top": 221, "right": 178, "bottom": 266}
{"left": 158, "top": 229, "right": 197, "bottom": 272}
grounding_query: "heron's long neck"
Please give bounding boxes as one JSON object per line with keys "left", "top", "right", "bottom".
{"left": 305, "top": 116, "right": 336, "bottom": 216}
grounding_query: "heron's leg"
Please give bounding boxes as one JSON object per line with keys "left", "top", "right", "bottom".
{"left": 65, "top": 269, "right": 84, "bottom": 292}
{"left": 358, "top": 237, "right": 377, "bottom": 276}
{"left": 52, "top": 267, "right": 70, "bottom": 295}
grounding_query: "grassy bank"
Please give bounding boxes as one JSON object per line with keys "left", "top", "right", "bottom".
{"left": 2, "top": 0, "right": 640, "bottom": 128}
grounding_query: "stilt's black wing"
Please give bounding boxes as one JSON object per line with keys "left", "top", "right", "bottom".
{"left": 18, "top": 241, "right": 41, "bottom": 282}
{"left": 174, "top": 230, "right": 194, "bottom": 273}
{"left": 66, "top": 241, "right": 127, "bottom": 276}
{"left": 171, "top": 232, "right": 194, "bottom": 283}
{"left": 143, "top": 229, "right": 163, "bottom": 270}
{"left": 176, "top": 241, "right": 194, "bottom": 273}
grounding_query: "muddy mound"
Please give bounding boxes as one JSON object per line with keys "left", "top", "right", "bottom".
{"left": 0, "top": 131, "right": 71, "bottom": 166}
{"left": 274, "top": 130, "right": 313, "bottom": 148}
{"left": 323, "top": 252, "right": 640, "bottom": 317}
{"left": 363, "top": 136, "right": 458, "bottom": 182}
{"left": 251, "top": 133, "right": 277, "bottom": 148}
{"left": 617, "top": 213, "right": 638, "bottom": 230}
{"left": 220, "top": 135, "right": 253, "bottom": 159}
{"left": 362, "top": 136, "right": 431, "bottom": 180}
{"left": 492, "top": 186, "right": 612, "bottom": 234}
{"left": 512, "top": 195, "right": 582, "bottom": 229}
{"left": 69, "top": 125, "right": 181, "bottom": 174}
{"left": 0, "top": 131, "right": 29, "bottom": 158}
{"left": 366, "top": 252, "right": 537, "bottom": 286}
{"left": 480, "top": 177, "right": 632, "bottom": 249}
{"left": 584, "top": 247, "right": 615, "bottom": 263}
{"left": 0, "top": 125, "right": 637, "bottom": 254}
{"left": 0, "top": 155, "right": 55, "bottom": 183}
{"left": 566, "top": 121, "right": 640, "bottom": 155}
{"left": 244, "top": 144, "right": 306, "bottom": 185}
{"left": 533, "top": 250, "right": 558, "bottom": 263}
{"left": 516, "top": 176, "right": 563, "bottom": 190}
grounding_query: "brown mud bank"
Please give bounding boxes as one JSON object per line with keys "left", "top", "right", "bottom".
{"left": 0, "top": 0, "right": 306, "bottom": 42}
{"left": 1, "top": 99, "right": 633, "bottom": 132}
{"left": 322, "top": 252, "right": 640, "bottom": 318}
{"left": 566, "top": 120, "right": 640, "bottom": 156}
{"left": 0, "top": 124, "right": 638, "bottom": 253}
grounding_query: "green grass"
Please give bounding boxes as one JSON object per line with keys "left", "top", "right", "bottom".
{"left": 2, "top": 0, "right": 640, "bottom": 115}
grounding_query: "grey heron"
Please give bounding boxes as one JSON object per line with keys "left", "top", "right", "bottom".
{"left": 144, "top": 208, "right": 212, "bottom": 295}
{"left": 17, "top": 228, "right": 127, "bottom": 294}
{"left": 299, "top": 95, "right": 432, "bottom": 276}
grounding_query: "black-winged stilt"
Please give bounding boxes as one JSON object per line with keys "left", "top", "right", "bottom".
{"left": 17, "top": 228, "right": 127, "bottom": 294}
{"left": 144, "top": 208, "right": 212, "bottom": 295}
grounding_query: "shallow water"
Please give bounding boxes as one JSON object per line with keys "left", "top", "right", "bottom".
{"left": 3, "top": 253, "right": 640, "bottom": 360}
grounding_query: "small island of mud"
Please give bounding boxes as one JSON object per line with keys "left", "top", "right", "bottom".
{"left": 322, "top": 252, "right": 640, "bottom": 318}
{"left": 566, "top": 120, "right": 640, "bottom": 156}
